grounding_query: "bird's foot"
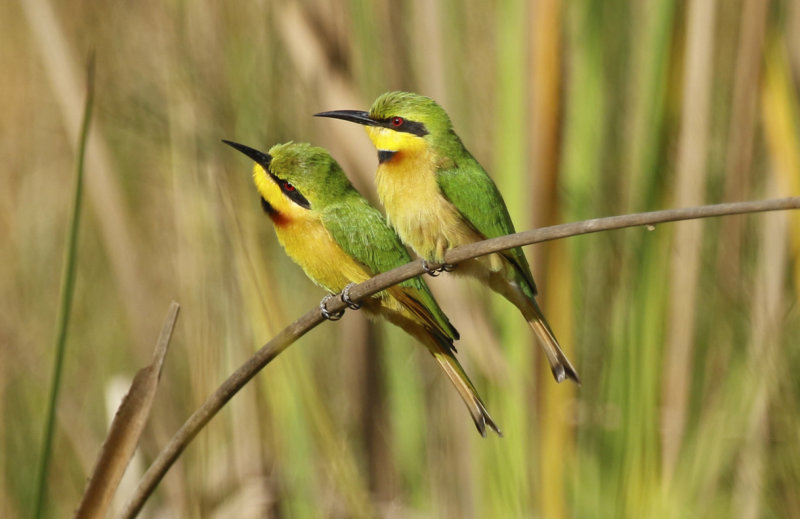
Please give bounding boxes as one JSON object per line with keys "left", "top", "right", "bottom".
{"left": 421, "top": 259, "right": 455, "bottom": 277}
{"left": 421, "top": 259, "right": 441, "bottom": 276}
{"left": 341, "top": 282, "right": 361, "bottom": 310}
{"left": 320, "top": 294, "right": 344, "bottom": 321}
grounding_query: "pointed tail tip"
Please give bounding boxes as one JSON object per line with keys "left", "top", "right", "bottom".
{"left": 488, "top": 420, "right": 503, "bottom": 438}
{"left": 567, "top": 367, "right": 582, "bottom": 386}
{"left": 474, "top": 413, "right": 503, "bottom": 438}
{"left": 552, "top": 364, "right": 582, "bottom": 386}
{"left": 525, "top": 312, "right": 581, "bottom": 386}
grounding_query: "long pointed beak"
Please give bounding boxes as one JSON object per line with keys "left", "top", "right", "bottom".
{"left": 222, "top": 140, "right": 272, "bottom": 170}
{"left": 314, "top": 109, "right": 377, "bottom": 126}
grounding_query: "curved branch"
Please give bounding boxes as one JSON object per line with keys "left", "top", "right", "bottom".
{"left": 120, "top": 197, "right": 800, "bottom": 518}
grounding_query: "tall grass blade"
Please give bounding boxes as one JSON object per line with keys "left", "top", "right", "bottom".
{"left": 715, "top": 0, "right": 770, "bottom": 294}
{"left": 32, "top": 54, "right": 95, "bottom": 519}
{"left": 662, "top": 0, "right": 717, "bottom": 481}
{"left": 761, "top": 34, "right": 800, "bottom": 292}
{"left": 530, "top": 2, "right": 576, "bottom": 518}
{"left": 733, "top": 184, "right": 787, "bottom": 519}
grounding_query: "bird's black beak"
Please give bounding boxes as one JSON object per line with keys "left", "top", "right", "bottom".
{"left": 314, "top": 110, "right": 377, "bottom": 127}
{"left": 222, "top": 140, "right": 272, "bottom": 171}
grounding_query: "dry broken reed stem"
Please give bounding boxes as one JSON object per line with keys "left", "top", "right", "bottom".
{"left": 75, "top": 302, "right": 179, "bottom": 519}
{"left": 120, "top": 196, "right": 800, "bottom": 519}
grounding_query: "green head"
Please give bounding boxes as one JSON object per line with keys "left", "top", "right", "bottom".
{"left": 315, "top": 91, "right": 459, "bottom": 159}
{"left": 223, "top": 140, "right": 355, "bottom": 221}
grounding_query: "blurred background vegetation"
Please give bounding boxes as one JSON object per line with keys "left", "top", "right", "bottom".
{"left": 3, "top": 0, "right": 800, "bottom": 517}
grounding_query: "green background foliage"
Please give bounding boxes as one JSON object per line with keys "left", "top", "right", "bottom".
{"left": 3, "top": 0, "right": 799, "bottom": 517}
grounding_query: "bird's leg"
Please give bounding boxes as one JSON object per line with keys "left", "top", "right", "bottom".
{"left": 421, "top": 259, "right": 456, "bottom": 276}
{"left": 421, "top": 259, "right": 442, "bottom": 277}
{"left": 319, "top": 294, "right": 344, "bottom": 321}
{"left": 341, "top": 282, "right": 362, "bottom": 310}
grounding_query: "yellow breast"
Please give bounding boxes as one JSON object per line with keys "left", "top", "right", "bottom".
{"left": 251, "top": 162, "right": 370, "bottom": 291}
{"left": 372, "top": 137, "right": 480, "bottom": 263}
{"left": 274, "top": 213, "right": 372, "bottom": 294}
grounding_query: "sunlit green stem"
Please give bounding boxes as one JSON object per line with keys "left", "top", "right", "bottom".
{"left": 33, "top": 55, "right": 95, "bottom": 519}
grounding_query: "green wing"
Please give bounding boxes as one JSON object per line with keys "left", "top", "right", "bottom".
{"left": 436, "top": 157, "right": 538, "bottom": 297}
{"left": 322, "top": 194, "right": 459, "bottom": 340}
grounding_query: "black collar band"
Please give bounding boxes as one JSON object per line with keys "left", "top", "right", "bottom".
{"left": 378, "top": 150, "right": 397, "bottom": 163}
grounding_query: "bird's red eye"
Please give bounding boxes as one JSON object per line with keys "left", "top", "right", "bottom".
{"left": 391, "top": 117, "right": 404, "bottom": 127}
{"left": 283, "top": 182, "right": 295, "bottom": 192}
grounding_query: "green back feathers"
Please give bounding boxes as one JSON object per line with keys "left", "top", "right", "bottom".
{"left": 322, "top": 197, "right": 459, "bottom": 341}
{"left": 436, "top": 163, "right": 538, "bottom": 299}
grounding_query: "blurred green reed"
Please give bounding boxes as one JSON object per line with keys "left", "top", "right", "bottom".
{"left": 32, "top": 54, "right": 94, "bottom": 519}
{"left": 3, "top": 0, "right": 799, "bottom": 517}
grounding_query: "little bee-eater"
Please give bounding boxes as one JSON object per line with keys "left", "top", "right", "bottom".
{"left": 223, "top": 140, "right": 501, "bottom": 436}
{"left": 316, "top": 91, "right": 580, "bottom": 383}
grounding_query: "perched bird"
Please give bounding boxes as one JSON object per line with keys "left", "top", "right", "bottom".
{"left": 316, "top": 91, "right": 580, "bottom": 383}
{"left": 223, "top": 140, "right": 501, "bottom": 436}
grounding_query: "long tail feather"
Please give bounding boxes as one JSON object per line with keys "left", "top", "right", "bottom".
{"left": 374, "top": 304, "right": 501, "bottom": 436}
{"left": 525, "top": 299, "right": 581, "bottom": 384}
{"left": 483, "top": 269, "right": 581, "bottom": 384}
{"left": 430, "top": 342, "right": 502, "bottom": 437}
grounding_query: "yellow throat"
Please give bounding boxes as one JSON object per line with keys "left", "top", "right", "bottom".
{"left": 252, "top": 164, "right": 371, "bottom": 293}
{"left": 366, "top": 127, "right": 480, "bottom": 263}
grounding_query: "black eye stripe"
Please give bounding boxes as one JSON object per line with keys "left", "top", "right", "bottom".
{"left": 284, "top": 189, "right": 310, "bottom": 208}
{"left": 268, "top": 173, "right": 311, "bottom": 209}
{"left": 377, "top": 117, "right": 428, "bottom": 137}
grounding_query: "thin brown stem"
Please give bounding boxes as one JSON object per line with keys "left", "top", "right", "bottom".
{"left": 120, "top": 197, "right": 800, "bottom": 518}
